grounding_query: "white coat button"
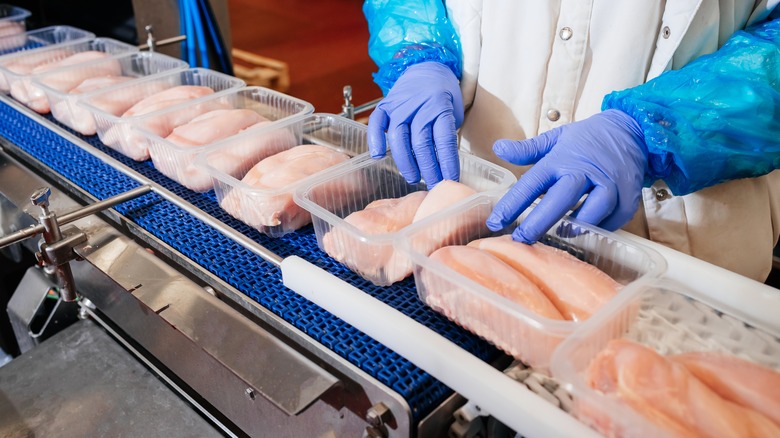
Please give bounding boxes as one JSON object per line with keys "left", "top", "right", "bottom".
{"left": 546, "top": 109, "right": 561, "bottom": 121}
{"left": 655, "top": 188, "right": 671, "bottom": 201}
{"left": 559, "top": 27, "right": 573, "bottom": 41}
{"left": 662, "top": 26, "right": 671, "bottom": 39}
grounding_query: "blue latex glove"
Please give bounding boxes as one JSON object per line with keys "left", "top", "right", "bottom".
{"left": 368, "top": 61, "right": 464, "bottom": 188}
{"left": 486, "top": 109, "right": 648, "bottom": 243}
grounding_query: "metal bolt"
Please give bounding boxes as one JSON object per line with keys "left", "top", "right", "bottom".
{"left": 30, "top": 187, "right": 52, "bottom": 211}
{"left": 245, "top": 388, "right": 256, "bottom": 400}
{"left": 366, "top": 402, "right": 392, "bottom": 427}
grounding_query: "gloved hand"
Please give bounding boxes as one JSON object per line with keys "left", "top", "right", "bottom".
{"left": 486, "top": 109, "right": 648, "bottom": 243}
{"left": 368, "top": 61, "right": 464, "bottom": 188}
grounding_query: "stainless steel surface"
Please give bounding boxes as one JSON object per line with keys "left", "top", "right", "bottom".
{"left": 0, "top": 319, "right": 224, "bottom": 438}
{"left": 7, "top": 267, "right": 55, "bottom": 354}
{"left": 0, "top": 110, "right": 414, "bottom": 436}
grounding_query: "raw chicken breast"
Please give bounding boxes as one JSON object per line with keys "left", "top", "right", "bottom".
{"left": 323, "top": 180, "right": 479, "bottom": 285}
{"left": 121, "top": 85, "right": 214, "bottom": 117}
{"left": 584, "top": 339, "right": 780, "bottom": 438}
{"left": 14, "top": 51, "right": 114, "bottom": 113}
{"left": 0, "top": 21, "right": 26, "bottom": 53}
{"left": 101, "top": 85, "right": 216, "bottom": 161}
{"left": 0, "top": 48, "right": 72, "bottom": 92}
{"left": 421, "top": 245, "right": 563, "bottom": 359}
{"left": 322, "top": 190, "right": 427, "bottom": 282}
{"left": 413, "top": 180, "right": 477, "bottom": 222}
{"left": 222, "top": 144, "right": 351, "bottom": 231}
{"left": 467, "top": 235, "right": 620, "bottom": 321}
{"left": 50, "top": 76, "right": 135, "bottom": 135}
{"left": 151, "top": 109, "right": 268, "bottom": 191}
{"left": 671, "top": 351, "right": 780, "bottom": 427}
{"left": 164, "top": 109, "right": 264, "bottom": 146}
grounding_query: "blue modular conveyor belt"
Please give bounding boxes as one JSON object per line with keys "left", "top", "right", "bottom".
{"left": 0, "top": 97, "right": 500, "bottom": 421}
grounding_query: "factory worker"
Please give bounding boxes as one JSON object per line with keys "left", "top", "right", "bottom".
{"left": 363, "top": 1, "right": 780, "bottom": 282}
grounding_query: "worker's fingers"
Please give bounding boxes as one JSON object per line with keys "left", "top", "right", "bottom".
{"left": 570, "top": 182, "right": 618, "bottom": 228}
{"left": 492, "top": 128, "right": 563, "bottom": 165}
{"left": 387, "top": 122, "right": 421, "bottom": 184}
{"left": 410, "top": 120, "right": 443, "bottom": 188}
{"left": 431, "top": 109, "right": 461, "bottom": 184}
{"left": 511, "top": 174, "right": 591, "bottom": 244}
{"left": 487, "top": 164, "right": 557, "bottom": 231}
{"left": 367, "top": 106, "right": 390, "bottom": 158}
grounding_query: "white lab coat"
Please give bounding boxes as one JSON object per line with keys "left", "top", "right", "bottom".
{"left": 445, "top": 0, "right": 780, "bottom": 281}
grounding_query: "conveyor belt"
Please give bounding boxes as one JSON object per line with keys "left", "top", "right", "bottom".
{"left": 0, "top": 98, "right": 500, "bottom": 421}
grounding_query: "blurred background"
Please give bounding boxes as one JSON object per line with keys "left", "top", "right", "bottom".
{"left": 12, "top": 0, "right": 383, "bottom": 115}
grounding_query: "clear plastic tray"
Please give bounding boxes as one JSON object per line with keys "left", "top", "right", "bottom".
{"left": 0, "top": 25, "right": 94, "bottom": 58}
{"left": 0, "top": 37, "right": 139, "bottom": 111}
{"left": 136, "top": 86, "right": 314, "bottom": 191}
{"left": 0, "top": 5, "right": 30, "bottom": 51}
{"left": 32, "top": 51, "right": 189, "bottom": 135}
{"left": 293, "top": 151, "right": 518, "bottom": 286}
{"left": 77, "top": 68, "right": 246, "bottom": 161}
{"left": 550, "top": 279, "right": 780, "bottom": 437}
{"left": 197, "top": 113, "right": 367, "bottom": 236}
{"left": 397, "top": 192, "right": 667, "bottom": 368}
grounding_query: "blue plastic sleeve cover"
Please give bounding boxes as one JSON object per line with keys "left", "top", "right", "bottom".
{"left": 603, "top": 18, "right": 780, "bottom": 195}
{"left": 363, "top": 0, "right": 462, "bottom": 95}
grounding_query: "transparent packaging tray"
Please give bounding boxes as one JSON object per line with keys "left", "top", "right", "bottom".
{"left": 32, "top": 51, "right": 189, "bottom": 136}
{"left": 196, "top": 113, "right": 367, "bottom": 237}
{"left": 550, "top": 279, "right": 780, "bottom": 437}
{"left": 0, "top": 37, "right": 139, "bottom": 111}
{"left": 397, "top": 192, "right": 667, "bottom": 368}
{"left": 77, "top": 68, "right": 246, "bottom": 161}
{"left": 0, "top": 5, "right": 30, "bottom": 53}
{"left": 136, "top": 85, "right": 314, "bottom": 191}
{"left": 294, "top": 151, "right": 518, "bottom": 286}
{"left": 0, "top": 25, "right": 94, "bottom": 58}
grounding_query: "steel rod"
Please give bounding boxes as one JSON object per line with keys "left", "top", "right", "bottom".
{"left": 0, "top": 185, "right": 153, "bottom": 248}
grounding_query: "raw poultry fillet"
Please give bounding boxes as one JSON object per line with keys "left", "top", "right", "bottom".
{"left": 0, "top": 48, "right": 72, "bottom": 91}
{"left": 584, "top": 339, "right": 780, "bottom": 437}
{"left": 421, "top": 245, "right": 564, "bottom": 360}
{"left": 670, "top": 351, "right": 780, "bottom": 427}
{"left": 151, "top": 108, "right": 272, "bottom": 191}
{"left": 467, "top": 235, "right": 620, "bottom": 321}
{"left": 50, "top": 76, "right": 135, "bottom": 135}
{"left": 100, "top": 85, "right": 216, "bottom": 161}
{"left": 322, "top": 180, "right": 477, "bottom": 285}
{"left": 13, "top": 50, "right": 115, "bottom": 113}
{"left": 0, "top": 21, "right": 26, "bottom": 52}
{"left": 322, "top": 190, "right": 427, "bottom": 284}
{"left": 221, "top": 144, "right": 350, "bottom": 232}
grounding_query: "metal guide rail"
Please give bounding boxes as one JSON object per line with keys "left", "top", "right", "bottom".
{"left": 0, "top": 94, "right": 502, "bottom": 426}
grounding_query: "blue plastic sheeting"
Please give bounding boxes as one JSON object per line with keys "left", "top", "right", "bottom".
{"left": 0, "top": 100, "right": 499, "bottom": 421}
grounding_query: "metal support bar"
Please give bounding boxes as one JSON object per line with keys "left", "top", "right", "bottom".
{"left": 138, "top": 24, "right": 187, "bottom": 51}
{"left": 340, "top": 85, "right": 382, "bottom": 120}
{"left": 0, "top": 185, "right": 153, "bottom": 248}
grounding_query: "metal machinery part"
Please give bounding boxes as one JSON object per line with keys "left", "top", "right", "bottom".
{"left": 0, "top": 92, "right": 481, "bottom": 436}
{"left": 130, "top": 0, "right": 231, "bottom": 62}
{"left": 0, "top": 151, "right": 411, "bottom": 437}
{"left": 341, "top": 85, "right": 382, "bottom": 121}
